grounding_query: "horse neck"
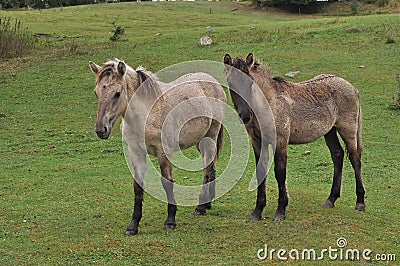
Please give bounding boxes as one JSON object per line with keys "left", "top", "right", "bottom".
{"left": 121, "top": 69, "right": 141, "bottom": 118}
{"left": 126, "top": 70, "right": 141, "bottom": 98}
{"left": 251, "top": 68, "right": 278, "bottom": 102}
{"left": 121, "top": 69, "right": 161, "bottom": 118}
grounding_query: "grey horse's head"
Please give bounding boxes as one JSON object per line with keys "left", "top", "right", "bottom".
{"left": 89, "top": 60, "right": 128, "bottom": 139}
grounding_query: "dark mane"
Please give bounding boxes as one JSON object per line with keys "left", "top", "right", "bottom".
{"left": 232, "top": 57, "right": 248, "bottom": 72}
{"left": 137, "top": 69, "right": 150, "bottom": 84}
{"left": 272, "top": 76, "right": 286, "bottom": 83}
{"left": 135, "top": 68, "right": 161, "bottom": 100}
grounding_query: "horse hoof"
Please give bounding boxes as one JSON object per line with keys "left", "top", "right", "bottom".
{"left": 249, "top": 213, "right": 262, "bottom": 221}
{"left": 205, "top": 202, "right": 212, "bottom": 210}
{"left": 163, "top": 222, "right": 176, "bottom": 231}
{"left": 322, "top": 200, "right": 334, "bottom": 208}
{"left": 125, "top": 222, "right": 138, "bottom": 236}
{"left": 355, "top": 203, "right": 365, "bottom": 211}
{"left": 124, "top": 229, "right": 138, "bottom": 236}
{"left": 194, "top": 208, "right": 206, "bottom": 216}
{"left": 272, "top": 214, "right": 285, "bottom": 221}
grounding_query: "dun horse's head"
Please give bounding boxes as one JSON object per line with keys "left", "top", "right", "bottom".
{"left": 224, "top": 53, "right": 256, "bottom": 124}
{"left": 89, "top": 60, "right": 128, "bottom": 139}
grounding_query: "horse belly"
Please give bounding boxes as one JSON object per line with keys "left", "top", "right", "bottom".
{"left": 289, "top": 117, "right": 334, "bottom": 144}
{"left": 178, "top": 117, "right": 211, "bottom": 150}
{"left": 286, "top": 96, "right": 337, "bottom": 144}
{"left": 144, "top": 117, "right": 211, "bottom": 155}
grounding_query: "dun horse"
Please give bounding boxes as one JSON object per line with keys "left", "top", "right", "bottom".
{"left": 224, "top": 53, "right": 365, "bottom": 221}
{"left": 89, "top": 59, "right": 226, "bottom": 235}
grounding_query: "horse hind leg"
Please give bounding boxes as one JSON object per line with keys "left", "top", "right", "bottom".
{"left": 194, "top": 162, "right": 216, "bottom": 216}
{"left": 158, "top": 153, "right": 177, "bottom": 230}
{"left": 322, "top": 127, "right": 344, "bottom": 208}
{"left": 351, "top": 153, "right": 365, "bottom": 211}
{"left": 337, "top": 128, "right": 365, "bottom": 211}
{"left": 347, "top": 143, "right": 365, "bottom": 211}
{"left": 194, "top": 137, "right": 217, "bottom": 216}
{"left": 273, "top": 145, "right": 289, "bottom": 221}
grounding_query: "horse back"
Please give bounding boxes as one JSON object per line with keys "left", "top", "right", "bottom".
{"left": 144, "top": 73, "right": 226, "bottom": 153}
{"left": 274, "top": 74, "right": 360, "bottom": 144}
{"left": 294, "top": 74, "right": 360, "bottom": 108}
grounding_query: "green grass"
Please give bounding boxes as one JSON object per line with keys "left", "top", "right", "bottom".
{"left": 1, "top": 2, "right": 399, "bottom": 265}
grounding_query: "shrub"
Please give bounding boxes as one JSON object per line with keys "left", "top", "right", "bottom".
{"left": 109, "top": 25, "right": 125, "bottom": 42}
{"left": 350, "top": 0, "right": 360, "bottom": 14}
{"left": 0, "top": 17, "right": 36, "bottom": 59}
{"left": 377, "top": 0, "right": 388, "bottom": 7}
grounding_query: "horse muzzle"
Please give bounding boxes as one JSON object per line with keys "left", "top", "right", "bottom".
{"left": 239, "top": 112, "right": 253, "bottom": 125}
{"left": 94, "top": 124, "right": 111, "bottom": 139}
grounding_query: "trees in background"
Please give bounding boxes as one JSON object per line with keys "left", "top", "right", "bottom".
{"left": 0, "top": 0, "right": 125, "bottom": 9}
{"left": 254, "top": 0, "right": 391, "bottom": 13}
{"left": 0, "top": 0, "right": 395, "bottom": 10}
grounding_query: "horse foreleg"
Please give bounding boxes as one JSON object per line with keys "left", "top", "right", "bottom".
{"left": 125, "top": 153, "right": 146, "bottom": 236}
{"left": 250, "top": 179, "right": 266, "bottom": 221}
{"left": 323, "top": 127, "right": 344, "bottom": 208}
{"left": 273, "top": 147, "right": 289, "bottom": 221}
{"left": 249, "top": 139, "right": 266, "bottom": 221}
{"left": 125, "top": 180, "right": 144, "bottom": 236}
{"left": 159, "top": 153, "right": 177, "bottom": 230}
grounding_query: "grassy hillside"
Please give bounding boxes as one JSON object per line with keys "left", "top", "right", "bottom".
{"left": 0, "top": 2, "right": 399, "bottom": 265}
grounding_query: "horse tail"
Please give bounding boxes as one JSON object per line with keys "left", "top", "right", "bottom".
{"left": 215, "top": 124, "right": 224, "bottom": 160}
{"left": 357, "top": 98, "right": 363, "bottom": 157}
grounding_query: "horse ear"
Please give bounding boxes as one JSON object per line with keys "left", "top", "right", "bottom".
{"left": 89, "top": 61, "right": 100, "bottom": 75}
{"left": 246, "top": 53, "right": 254, "bottom": 67}
{"left": 117, "top": 61, "right": 126, "bottom": 77}
{"left": 224, "top": 54, "right": 232, "bottom": 66}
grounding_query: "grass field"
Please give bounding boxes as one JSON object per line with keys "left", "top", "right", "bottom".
{"left": 1, "top": 1, "right": 399, "bottom": 265}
